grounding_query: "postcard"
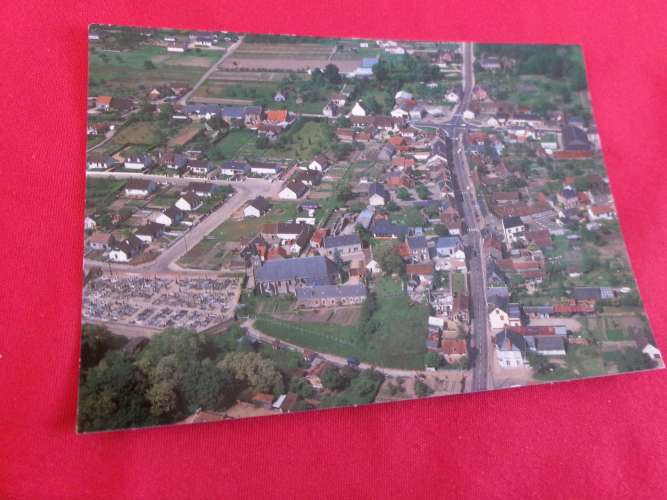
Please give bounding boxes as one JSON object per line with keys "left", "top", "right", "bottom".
{"left": 79, "top": 24, "right": 662, "bottom": 432}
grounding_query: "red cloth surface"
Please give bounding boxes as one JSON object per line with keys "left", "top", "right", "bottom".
{"left": 2, "top": 1, "right": 667, "bottom": 498}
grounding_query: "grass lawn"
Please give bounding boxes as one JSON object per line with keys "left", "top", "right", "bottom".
{"left": 268, "top": 120, "right": 334, "bottom": 161}
{"left": 566, "top": 344, "right": 606, "bottom": 377}
{"left": 85, "top": 178, "right": 125, "bottom": 212}
{"left": 207, "top": 129, "right": 256, "bottom": 160}
{"left": 254, "top": 276, "right": 428, "bottom": 370}
{"left": 451, "top": 272, "right": 466, "bottom": 294}
{"left": 111, "top": 121, "right": 163, "bottom": 147}
{"left": 605, "top": 329, "right": 629, "bottom": 341}
{"left": 390, "top": 207, "right": 426, "bottom": 227}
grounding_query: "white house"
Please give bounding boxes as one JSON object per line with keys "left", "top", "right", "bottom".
{"left": 124, "top": 155, "right": 153, "bottom": 171}
{"left": 489, "top": 307, "right": 510, "bottom": 330}
{"left": 244, "top": 196, "right": 271, "bottom": 218}
{"left": 643, "top": 344, "right": 663, "bottom": 363}
{"left": 368, "top": 182, "right": 388, "bottom": 206}
{"left": 308, "top": 155, "right": 330, "bottom": 172}
{"left": 445, "top": 91, "right": 459, "bottom": 103}
{"left": 350, "top": 101, "right": 368, "bottom": 117}
{"left": 125, "top": 179, "right": 157, "bottom": 198}
{"left": 502, "top": 216, "right": 525, "bottom": 244}
{"left": 395, "top": 90, "right": 413, "bottom": 101}
{"left": 84, "top": 216, "right": 97, "bottom": 231}
{"left": 273, "top": 90, "right": 286, "bottom": 102}
{"left": 175, "top": 192, "right": 202, "bottom": 212}
{"left": 495, "top": 331, "right": 529, "bottom": 369}
{"left": 155, "top": 206, "right": 183, "bottom": 227}
{"left": 279, "top": 181, "right": 307, "bottom": 200}
{"left": 366, "top": 259, "right": 381, "bottom": 274}
{"left": 462, "top": 110, "right": 475, "bottom": 120}
{"left": 587, "top": 204, "right": 615, "bottom": 221}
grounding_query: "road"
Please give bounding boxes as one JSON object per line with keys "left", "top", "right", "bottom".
{"left": 414, "top": 42, "right": 491, "bottom": 392}
{"left": 84, "top": 170, "right": 282, "bottom": 274}
{"left": 177, "top": 36, "right": 245, "bottom": 106}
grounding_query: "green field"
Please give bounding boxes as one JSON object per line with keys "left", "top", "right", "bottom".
{"left": 207, "top": 129, "right": 256, "bottom": 160}
{"left": 111, "top": 121, "right": 163, "bottom": 147}
{"left": 85, "top": 178, "right": 125, "bottom": 212}
{"left": 254, "top": 277, "right": 428, "bottom": 370}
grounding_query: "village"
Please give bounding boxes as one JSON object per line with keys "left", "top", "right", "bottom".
{"left": 78, "top": 26, "right": 660, "bottom": 430}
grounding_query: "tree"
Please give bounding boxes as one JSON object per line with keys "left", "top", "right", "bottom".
{"left": 321, "top": 367, "right": 349, "bottom": 391}
{"left": 618, "top": 348, "right": 656, "bottom": 373}
{"left": 372, "top": 59, "right": 390, "bottom": 83}
{"left": 289, "top": 378, "right": 315, "bottom": 398}
{"left": 434, "top": 224, "right": 450, "bottom": 237}
{"left": 374, "top": 241, "right": 404, "bottom": 276}
{"left": 416, "top": 185, "right": 431, "bottom": 200}
{"left": 385, "top": 200, "right": 399, "bottom": 212}
{"left": 323, "top": 64, "right": 342, "bottom": 84}
{"left": 414, "top": 379, "right": 433, "bottom": 398}
{"left": 336, "top": 183, "right": 355, "bottom": 203}
{"left": 256, "top": 136, "right": 270, "bottom": 149}
{"left": 425, "top": 352, "right": 443, "bottom": 369}
{"left": 219, "top": 352, "right": 284, "bottom": 394}
{"left": 396, "top": 187, "right": 411, "bottom": 201}
{"left": 143, "top": 60, "right": 156, "bottom": 70}
{"left": 78, "top": 351, "right": 154, "bottom": 432}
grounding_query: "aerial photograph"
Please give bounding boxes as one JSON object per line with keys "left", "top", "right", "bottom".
{"left": 79, "top": 24, "right": 662, "bottom": 433}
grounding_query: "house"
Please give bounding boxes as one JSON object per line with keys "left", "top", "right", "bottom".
{"left": 83, "top": 216, "right": 97, "bottom": 232}
{"left": 523, "top": 305, "right": 554, "bottom": 319}
{"left": 480, "top": 57, "right": 502, "bottom": 70}
{"left": 262, "top": 223, "right": 308, "bottom": 242}
{"left": 562, "top": 125, "right": 591, "bottom": 151}
{"left": 243, "top": 106, "right": 263, "bottom": 128}
{"left": 279, "top": 180, "right": 307, "bottom": 200}
{"left": 495, "top": 330, "right": 530, "bottom": 369}
{"left": 372, "top": 220, "right": 408, "bottom": 239}
{"left": 188, "top": 159, "right": 215, "bottom": 177}
{"left": 441, "top": 339, "right": 468, "bottom": 364}
{"left": 331, "top": 93, "right": 347, "bottom": 107}
{"left": 248, "top": 161, "right": 282, "bottom": 176}
{"left": 395, "top": 90, "right": 413, "bottom": 101}
{"left": 124, "top": 155, "right": 153, "bottom": 171}
{"left": 489, "top": 300, "right": 510, "bottom": 330}
{"left": 134, "top": 222, "right": 164, "bottom": 243}
{"left": 355, "top": 206, "right": 375, "bottom": 230}
{"left": 125, "top": 179, "right": 157, "bottom": 198}
{"left": 406, "top": 236, "right": 429, "bottom": 262}
{"left": 323, "top": 234, "right": 362, "bottom": 259}
{"left": 366, "top": 259, "right": 381, "bottom": 274}
{"left": 95, "top": 95, "right": 113, "bottom": 110}
{"left": 166, "top": 44, "right": 188, "bottom": 53}
{"left": 502, "top": 216, "right": 525, "bottom": 243}
{"left": 175, "top": 192, "right": 202, "bottom": 212}
{"left": 244, "top": 196, "right": 271, "bottom": 218}
{"left": 557, "top": 186, "right": 579, "bottom": 209}
{"left": 161, "top": 151, "right": 188, "bottom": 172}
{"left": 445, "top": 91, "right": 459, "bottom": 103}
{"left": 587, "top": 204, "right": 615, "bottom": 221}
{"left": 642, "top": 344, "right": 663, "bottom": 362}
{"left": 86, "top": 154, "right": 114, "bottom": 170}
{"left": 265, "top": 109, "right": 290, "bottom": 125}
{"left": 368, "top": 182, "right": 389, "bottom": 206}
{"left": 183, "top": 103, "right": 221, "bottom": 120}
{"left": 406, "top": 262, "right": 435, "bottom": 283}
{"left": 296, "top": 284, "right": 367, "bottom": 308}
{"left": 533, "top": 336, "right": 567, "bottom": 357}
{"left": 309, "top": 155, "right": 330, "bottom": 172}
{"left": 435, "top": 236, "right": 462, "bottom": 257}
{"left": 377, "top": 143, "right": 397, "bottom": 161}
{"left": 219, "top": 160, "right": 249, "bottom": 177}
{"left": 188, "top": 182, "right": 218, "bottom": 198}
{"left": 108, "top": 235, "right": 144, "bottom": 263}
{"left": 273, "top": 90, "right": 286, "bottom": 102}
{"left": 221, "top": 106, "right": 246, "bottom": 126}
{"left": 88, "top": 231, "right": 114, "bottom": 251}
{"left": 322, "top": 101, "right": 339, "bottom": 118}
{"left": 350, "top": 101, "right": 368, "bottom": 117}
{"left": 508, "top": 303, "right": 522, "bottom": 327}
{"left": 255, "top": 256, "right": 339, "bottom": 295}
{"left": 155, "top": 206, "right": 184, "bottom": 227}
{"left": 295, "top": 170, "right": 321, "bottom": 186}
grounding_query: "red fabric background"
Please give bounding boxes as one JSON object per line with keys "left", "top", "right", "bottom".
{"left": 2, "top": 1, "right": 667, "bottom": 498}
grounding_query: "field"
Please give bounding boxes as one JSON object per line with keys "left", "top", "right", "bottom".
{"left": 266, "top": 120, "right": 335, "bottom": 161}
{"left": 219, "top": 42, "right": 360, "bottom": 73}
{"left": 89, "top": 45, "right": 219, "bottom": 95}
{"left": 111, "top": 121, "right": 164, "bottom": 147}
{"left": 253, "top": 277, "right": 428, "bottom": 370}
{"left": 85, "top": 178, "right": 126, "bottom": 212}
{"left": 207, "top": 129, "right": 256, "bottom": 160}
{"left": 167, "top": 124, "right": 201, "bottom": 147}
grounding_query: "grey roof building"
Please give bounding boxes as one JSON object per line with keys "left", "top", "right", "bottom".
{"left": 255, "top": 256, "right": 338, "bottom": 295}
{"left": 324, "top": 234, "right": 361, "bottom": 249}
{"left": 296, "top": 284, "right": 367, "bottom": 307}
